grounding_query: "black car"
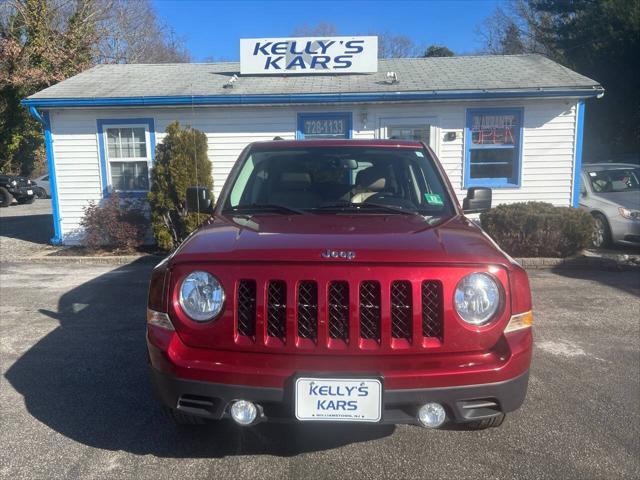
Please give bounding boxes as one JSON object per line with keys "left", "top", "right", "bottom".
{"left": 0, "top": 174, "right": 36, "bottom": 207}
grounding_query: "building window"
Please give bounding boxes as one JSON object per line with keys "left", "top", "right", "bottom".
{"left": 387, "top": 126, "right": 430, "bottom": 144}
{"left": 97, "top": 119, "right": 155, "bottom": 196}
{"left": 465, "top": 108, "right": 523, "bottom": 188}
{"left": 297, "top": 112, "right": 352, "bottom": 139}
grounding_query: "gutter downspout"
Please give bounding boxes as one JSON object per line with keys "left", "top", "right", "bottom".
{"left": 28, "top": 106, "right": 63, "bottom": 245}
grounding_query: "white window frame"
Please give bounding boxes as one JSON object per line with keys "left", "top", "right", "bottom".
{"left": 102, "top": 123, "right": 153, "bottom": 194}
{"left": 379, "top": 116, "right": 440, "bottom": 155}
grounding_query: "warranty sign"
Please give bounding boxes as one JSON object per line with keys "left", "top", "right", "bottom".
{"left": 240, "top": 36, "right": 378, "bottom": 75}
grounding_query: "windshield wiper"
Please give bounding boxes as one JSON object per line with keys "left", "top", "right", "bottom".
{"left": 309, "top": 202, "right": 418, "bottom": 215}
{"left": 223, "top": 204, "right": 306, "bottom": 215}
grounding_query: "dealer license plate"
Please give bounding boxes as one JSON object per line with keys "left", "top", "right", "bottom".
{"left": 27, "top": 190, "right": 33, "bottom": 195}
{"left": 295, "top": 377, "right": 382, "bottom": 422}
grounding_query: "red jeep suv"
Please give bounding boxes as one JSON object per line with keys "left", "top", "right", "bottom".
{"left": 147, "top": 140, "right": 533, "bottom": 430}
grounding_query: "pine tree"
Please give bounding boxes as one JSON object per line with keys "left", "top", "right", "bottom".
{"left": 148, "top": 122, "right": 213, "bottom": 251}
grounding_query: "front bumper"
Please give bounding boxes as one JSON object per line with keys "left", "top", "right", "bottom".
{"left": 150, "top": 366, "right": 529, "bottom": 425}
{"left": 610, "top": 216, "right": 640, "bottom": 246}
{"left": 8, "top": 186, "right": 34, "bottom": 200}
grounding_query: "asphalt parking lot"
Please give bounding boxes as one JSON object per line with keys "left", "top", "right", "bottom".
{"left": 0, "top": 259, "right": 638, "bottom": 480}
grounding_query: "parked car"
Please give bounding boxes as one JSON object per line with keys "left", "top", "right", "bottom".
{"left": 579, "top": 163, "right": 640, "bottom": 248}
{"left": 0, "top": 174, "right": 36, "bottom": 207}
{"left": 32, "top": 174, "right": 51, "bottom": 198}
{"left": 146, "top": 140, "right": 533, "bottom": 430}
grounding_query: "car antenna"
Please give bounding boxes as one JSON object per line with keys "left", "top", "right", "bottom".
{"left": 191, "top": 83, "right": 199, "bottom": 217}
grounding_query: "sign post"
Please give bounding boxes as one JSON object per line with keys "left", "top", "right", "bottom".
{"left": 240, "top": 36, "right": 378, "bottom": 75}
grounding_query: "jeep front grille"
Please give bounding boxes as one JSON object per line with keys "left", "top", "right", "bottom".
{"left": 266, "top": 280, "right": 286, "bottom": 339}
{"left": 391, "top": 281, "right": 412, "bottom": 340}
{"left": 422, "top": 281, "right": 443, "bottom": 340}
{"left": 235, "top": 277, "right": 444, "bottom": 349}
{"left": 328, "top": 281, "right": 349, "bottom": 340}
{"left": 297, "top": 281, "right": 318, "bottom": 341}
{"left": 359, "top": 281, "right": 380, "bottom": 341}
{"left": 237, "top": 280, "right": 256, "bottom": 337}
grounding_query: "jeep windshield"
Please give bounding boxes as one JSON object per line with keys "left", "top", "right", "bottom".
{"left": 223, "top": 146, "right": 455, "bottom": 217}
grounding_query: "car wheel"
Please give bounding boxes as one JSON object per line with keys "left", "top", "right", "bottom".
{"left": 0, "top": 187, "right": 13, "bottom": 207}
{"left": 464, "top": 413, "right": 505, "bottom": 430}
{"left": 18, "top": 196, "right": 36, "bottom": 205}
{"left": 34, "top": 187, "right": 47, "bottom": 199}
{"left": 592, "top": 213, "right": 611, "bottom": 248}
{"left": 163, "top": 406, "right": 207, "bottom": 425}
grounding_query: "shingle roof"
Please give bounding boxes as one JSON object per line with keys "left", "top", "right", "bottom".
{"left": 27, "top": 54, "right": 600, "bottom": 100}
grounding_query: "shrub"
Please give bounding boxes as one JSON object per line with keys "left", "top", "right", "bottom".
{"left": 80, "top": 194, "right": 148, "bottom": 252}
{"left": 480, "top": 202, "right": 595, "bottom": 257}
{"left": 148, "top": 121, "right": 212, "bottom": 251}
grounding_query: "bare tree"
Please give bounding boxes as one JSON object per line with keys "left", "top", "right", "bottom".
{"left": 95, "top": 0, "right": 189, "bottom": 63}
{"left": 476, "top": 0, "right": 553, "bottom": 56}
{"left": 376, "top": 32, "right": 419, "bottom": 58}
{"left": 292, "top": 21, "right": 337, "bottom": 37}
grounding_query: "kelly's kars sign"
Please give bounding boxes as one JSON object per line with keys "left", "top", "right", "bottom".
{"left": 240, "top": 36, "right": 378, "bottom": 75}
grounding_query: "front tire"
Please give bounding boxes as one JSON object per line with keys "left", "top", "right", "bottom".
{"left": 592, "top": 212, "right": 611, "bottom": 248}
{"left": 34, "top": 187, "right": 47, "bottom": 199}
{"left": 0, "top": 187, "right": 13, "bottom": 207}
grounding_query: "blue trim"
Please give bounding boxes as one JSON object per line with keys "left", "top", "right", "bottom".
{"left": 21, "top": 88, "right": 603, "bottom": 108}
{"left": 27, "top": 109, "right": 63, "bottom": 245}
{"left": 463, "top": 107, "right": 524, "bottom": 189}
{"left": 96, "top": 118, "right": 155, "bottom": 197}
{"left": 296, "top": 112, "right": 353, "bottom": 139}
{"left": 572, "top": 100, "right": 585, "bottom": 207}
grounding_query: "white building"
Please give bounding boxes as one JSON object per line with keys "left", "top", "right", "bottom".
{"left": 23, "top": 46, "right": 602, "bottom": 245}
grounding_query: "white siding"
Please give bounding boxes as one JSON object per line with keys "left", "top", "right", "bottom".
{"left": 49, "top": 98, "right": 578, "bottom": 244}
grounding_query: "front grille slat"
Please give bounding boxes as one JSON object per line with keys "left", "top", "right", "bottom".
{"left": 237, "top": 280, "right": 256, "bottom": 337}
{"left": 267, "top": 280, "right": 287, "bottom": 339}
{"left": 297, "top": 281, "right": 318, "bottom": 341}
{"left": 328, "top": 281, "right": 349, "bottom": 340}
{"left": 391, "top": 281, "right": 413, "bottom": 339}
{"left": 359, "top": 281, "right": 381, "bottom": 340}
{"left": 422, "top": 281, "right": 443, "bottom": 339}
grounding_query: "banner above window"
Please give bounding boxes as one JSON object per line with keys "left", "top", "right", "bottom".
{"left": 240, "top": 36, "right": 378, "bottom": 75}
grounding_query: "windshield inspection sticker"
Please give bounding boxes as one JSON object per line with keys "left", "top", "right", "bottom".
{"left": 424, "top": 193, "right": 444, "bottom": 205}
{"left": 415, "top": 151, "right": 425, "bottom": 158}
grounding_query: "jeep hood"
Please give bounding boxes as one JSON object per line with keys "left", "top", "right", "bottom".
{"left": 171, "top": 214, "right": 510, "bottom": 266}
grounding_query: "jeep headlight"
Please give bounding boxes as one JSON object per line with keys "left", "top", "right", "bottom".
{"left": 454, "top": 273, "right": 502, "bottom": 326}
{"left": 10, "top": 180, "right": 17, "bottom": 186}
{"left": 179, "top": 271, "right": 224, "bottom": 321}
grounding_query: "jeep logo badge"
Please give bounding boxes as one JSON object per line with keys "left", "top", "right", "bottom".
{"left": 321, "top": 249, "right": 356, "bottom": 260}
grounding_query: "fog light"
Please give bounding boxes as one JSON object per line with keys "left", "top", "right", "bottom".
{"left": 230, "top": 400, "right": 257, "bottom": 426}
{"left": 417, "top": 402, "right": 446, "bottom": 428}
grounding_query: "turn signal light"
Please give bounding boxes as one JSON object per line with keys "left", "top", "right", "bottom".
{"left": 504, "top": 311, "right": 532, "bottom": 333}
{"left": 147, "top": 309, "right": 175, "bottom": 331}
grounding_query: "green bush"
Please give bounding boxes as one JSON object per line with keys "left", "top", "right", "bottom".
{"left": 480, "top": 202, "right": 595, "bottom": 258}
{"left": 148, "top": 122, "right": 213, "bottom": 251}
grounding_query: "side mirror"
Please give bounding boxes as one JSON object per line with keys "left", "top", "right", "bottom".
{"left": 463, "top": 187, "right": 492, "bottom": 214}
{"left": 186, "top": 186, "right": 213, "bottom": 213}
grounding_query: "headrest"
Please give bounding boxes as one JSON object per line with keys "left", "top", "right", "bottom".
{"left": 278, "top": 171, "right": 311, "bottom": 190}
{"left": 356, "top": 167, "right": 387, "bottom": 191}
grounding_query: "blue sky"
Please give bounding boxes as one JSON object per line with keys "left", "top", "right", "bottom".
{"left": 152, "top": 0, "right": 503, "bottom": 61}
